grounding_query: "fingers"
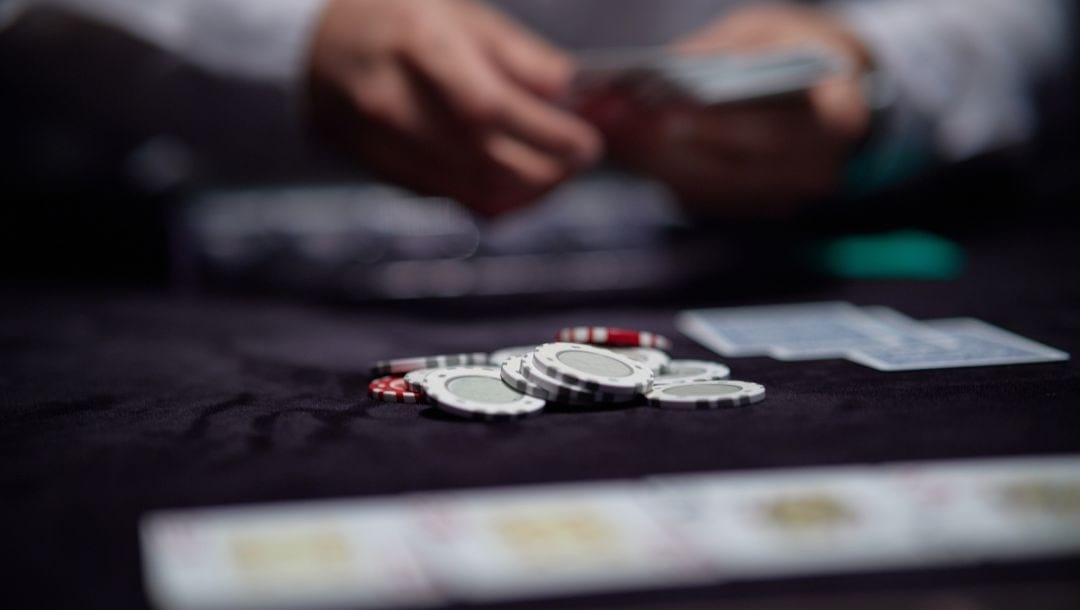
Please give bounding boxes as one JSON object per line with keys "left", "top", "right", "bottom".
{"left": 810, "top": 76, "right": 871, "bottom": 140}
{"left": 676, "top": 20, "right": 758, "bottom": 54}
{"left": 675, "top": 5, "right": 825, "bottom": 54}
{"left": 462, "top": 0, "right": 574, "bottom": 98}
{"left": 350, "top": 99, "right": 566, "bottom": 216}
{"left": 671, "top": 103, "right": 827, "bottom": 160}
{"left": 401, "top": 19, "right": 601, "bottom": 167}
{"left": 492, "top": 84, "right": 603, "bottom": 165}
{"left": 310, "top": 0, "right": 596, "bottom": 215}
{"left": 353, "top": 119, "right": 471, "bottom": 198}
{"left": 483, "top": 131, "right": 566, "bottom": 187}
{"left": 346, "top": 65, "right": 444, "bottom": 146}
{"left": 603, "top": 105, "right": 839, "bottom": 217}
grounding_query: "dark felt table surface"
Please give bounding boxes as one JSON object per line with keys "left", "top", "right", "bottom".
{"left": 4, "top": 203, "right": 1080, "bottom": 609}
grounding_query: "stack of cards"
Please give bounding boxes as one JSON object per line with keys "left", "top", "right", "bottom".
{"left": 676, "top": 302, "right": 1070, "bottom": 371}
{"left": 570, "top": 46, "right": 845, "bottom": 107}
{"left": 141, "top": 455, "right": 1080, "bottom": 609}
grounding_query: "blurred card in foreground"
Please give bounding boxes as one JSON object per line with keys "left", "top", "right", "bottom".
{"left": 410, "top": 483, "right": 710, "bottom": 603}
{"left": 142, "top": 456, "right": 1080, "bottom": 609}
{"left": 140, "top": 500, "right": 442, "bottom": 610}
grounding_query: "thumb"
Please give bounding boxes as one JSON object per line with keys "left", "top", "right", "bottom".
{"left": 811, "top": 76, "right": 870, "bottom": 140}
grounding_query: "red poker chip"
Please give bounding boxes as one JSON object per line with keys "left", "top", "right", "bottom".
{"left": 555, "top": 326, "right": 673, "bottom": 352}
{"left": 368, "top": 376, "right": 423, "bottom": 404}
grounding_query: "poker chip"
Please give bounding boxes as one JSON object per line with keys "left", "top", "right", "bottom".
{"left": 403, "top": 367, "right": 439, "bottom": 393}
{"left": 531, "top": 342, "right": 653, "bottom": 395}
{"left": 521, "top": 353, "right": 638, "bottom": 405}
{"left": 405, "top": 365, "right": 500, "bottom": 392}
{"left": 608, "top": 347, "right": 671, "bottom": 374}
{"left": 645, "top": 379, "right": 765, "bottom": 410}
{"left": 370, "top": 353, "right": 489, "bottom": 376}
{"left": 499, "top": 355, "right": 552, "bottom": 401}
{"left": 555, "top": 327, "right": 673, "bottom": 351}
{"left": 489, "top": 345, "right": 538, "bottom": 366}
{"left": 368, "top": 376, "right": 423, "bottom": 404}
{"left": 655, "top": 360, "right": 731, "bottom": 384}
{"left": 424, "top": 367, "right": 546, "bottom": 421}
{"left": 367, "top": 328, "right": 765, "bottom": 421}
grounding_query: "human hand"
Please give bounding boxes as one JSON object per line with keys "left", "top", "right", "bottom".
{"left": 588, "top": 4, "right": 873, "bottom": 218}
{"left": 308, "top": 0, "right": 602, "bottom": 215}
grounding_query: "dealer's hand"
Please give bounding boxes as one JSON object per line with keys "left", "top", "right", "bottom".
{"left": 308, "top": 0, "right": 602, "bottom": 215}
{"left": 590, "top": 4, "right": 873, "bottom": 218}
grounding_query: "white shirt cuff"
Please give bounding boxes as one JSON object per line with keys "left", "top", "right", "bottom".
{"left": 832, "top": 0, "right": 1069, "bottom": 160}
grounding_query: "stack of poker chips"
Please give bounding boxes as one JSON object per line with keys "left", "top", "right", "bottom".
{"left": 368, "top": 327, "right": 765, "bottom": 421}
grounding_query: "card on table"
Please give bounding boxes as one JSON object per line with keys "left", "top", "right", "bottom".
{"left": 887, "top": 456, "right": 1080, "bottom": 561}
{"left": 409, "top": 482, "right": 711, "bottom": 603}
{"left": 642, "top": 466, "right": 937, "bottom": 578}
{"left": 847, "top": 317, "right": 1070, "bottom": 371}
{"left": 139, "top": 456, "right": 1080, "bottom": 608}
{"left": 859, "top": 306, "right": 960, "bottom": 348}
{"left": 678, "top": 302, "right": 1070, "bottom": 370}
{"left": 140, "top": 499, "right": 442, "bottom": 610}
{"left": 675, "top": 301, "right": 910, "bottom": 360}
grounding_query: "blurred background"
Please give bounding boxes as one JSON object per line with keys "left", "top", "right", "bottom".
{"left": 0, "top": 0, "right": 1076, "bottom": 303}
{"left": 3, "top": 4, "right": 1079, "bottom": 609}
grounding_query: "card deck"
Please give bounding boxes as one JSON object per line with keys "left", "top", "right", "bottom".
{"left": 571, "top": 47, "right": 844, "bottom": 108}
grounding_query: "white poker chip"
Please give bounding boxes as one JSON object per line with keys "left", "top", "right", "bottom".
{"left": 521, "top": 354, "right": 639, "bottom": 405}
{"left": 370, "top": 353, "right": 489, "bottom": 376}
{"left": 406, "top": 364, "right": 499, "bottom": 395}
{"left": 489, "top": 345, "right": 539, "bottom": 366}
{"left": 403, "top": 367, "right": 440, "bottom": 393}
{"left": 646, "top": 379, "right": 765, "bottom": 410}
{"left": 531, "top": 342, "right": 653, "bottom": 395}
{"left": 499, "top": 355, "right": 551, "bottom": 401}
{"left": 607, "top": 347, "right": 671, "bottom": 374}
{"left": 655, "top": 360, "right": 731, "bottom": 384}
{"left": 424, "top": 366, "right": 545, "bottom": 421}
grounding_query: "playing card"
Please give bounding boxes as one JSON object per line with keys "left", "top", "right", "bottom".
{"left": 847, "top": 317, "right": 1070, "bottom": 371}
{"left": 140, "top": 499, "right": 442, "bottom": 610}
{"left": 888, "top": 456, "right": 1080, "bottom": 561}
{"left": 409, "top": 482, "right": 710, "bottom": 603}
{"left": 860, "top": 306, "right": 960, "bottom": 348}
{"left": 571, "top": 47, "right": 843, "bottom": 108}
{"left": 644, "top": 467, "right": 933, "bottom": 578}
{"left": 678, "top": 303, "right": 1069, "bottom": 370}
{"left": 140, "top": 456, "right": 1080, "bottom": 609}
{"left": 652, "top": 48, "right": 845, "bottom": 105}
{"left": 676, "top": 301, "right": 909, "bottom": 360}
